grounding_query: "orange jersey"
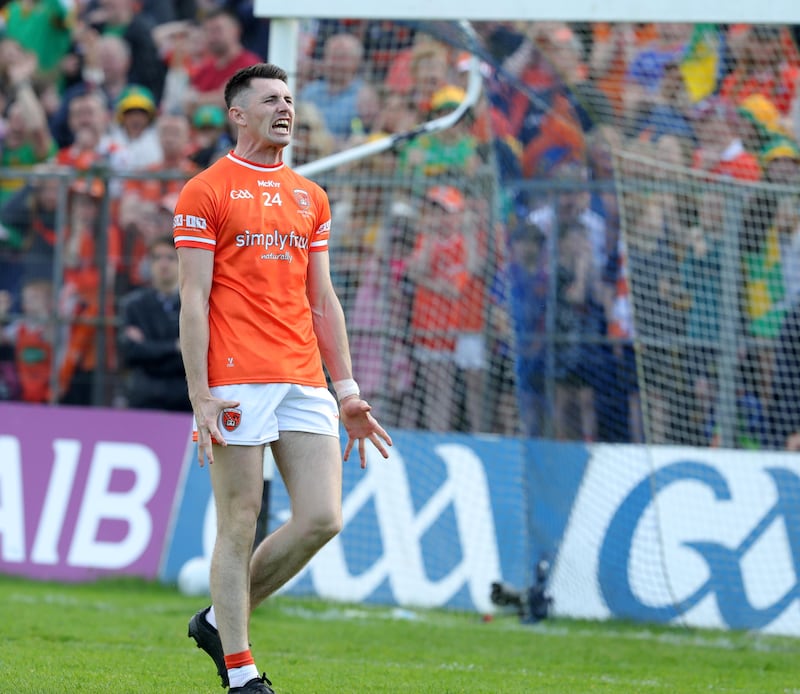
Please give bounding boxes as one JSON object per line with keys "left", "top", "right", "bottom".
{"left": 410, "top": 232, "right": 469, "bottom": 351}
{"left": 173, "top": 151, "right": 332, "bottom": 387}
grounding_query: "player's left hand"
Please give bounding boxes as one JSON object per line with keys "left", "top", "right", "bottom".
{"left": 339, "top": 396, "right": 393, "bottom": 468}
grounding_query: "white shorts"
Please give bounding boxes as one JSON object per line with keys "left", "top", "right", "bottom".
{"left": 454, "top": 333, "right": 486, "bottom": 370}
{"left": 195, "top": 383, "right": 340, "bottom": 445}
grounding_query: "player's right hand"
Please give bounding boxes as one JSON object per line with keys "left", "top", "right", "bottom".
{"left": 193, "top": 395, "right": 240, "bottom": 466}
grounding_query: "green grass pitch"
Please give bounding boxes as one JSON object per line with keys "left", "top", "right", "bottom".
{"left": 1, "top": 574, "right": 798, "bottom": 693}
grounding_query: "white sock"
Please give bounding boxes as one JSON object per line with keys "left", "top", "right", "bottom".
{"left": 206, "top": 606, "right": 217, "bottom": 630}
{"left": 228, "top": 664, "right": 259, "bottom": 688}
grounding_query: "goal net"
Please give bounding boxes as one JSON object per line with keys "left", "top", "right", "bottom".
{"left": 281, "top": 18, "right": 800, "bottom": 625}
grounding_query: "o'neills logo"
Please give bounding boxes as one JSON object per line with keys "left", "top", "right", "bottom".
{"left": 221, "top": 408, "right": 242, "bottom": 432}
{"left": 293, "top": 189, "right": 310, "bottom": 208}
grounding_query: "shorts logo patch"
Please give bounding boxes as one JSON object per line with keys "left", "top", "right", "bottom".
{"left": 221, "top": 408, "right": 242, "bottom": 432}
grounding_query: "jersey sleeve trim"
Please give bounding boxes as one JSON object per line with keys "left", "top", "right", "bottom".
{"left": 174, "top": 235, "right": 216, "bottom": 249}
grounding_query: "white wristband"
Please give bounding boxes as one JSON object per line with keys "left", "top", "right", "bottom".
{"left": 333, "top": 378, "right": 360, "bottom": 401}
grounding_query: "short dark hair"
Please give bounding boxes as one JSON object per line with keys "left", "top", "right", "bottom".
{"left": 224, "top": 63, "right": 289, "bottom": 109}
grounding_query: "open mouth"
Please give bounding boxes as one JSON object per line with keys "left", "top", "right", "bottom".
{"left": 273, "top": 118, "right": 291, "bottom": 134}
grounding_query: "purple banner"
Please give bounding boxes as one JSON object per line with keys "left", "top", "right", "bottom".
{"left": 0, "top": 403, "right": 193, "bottom": 581}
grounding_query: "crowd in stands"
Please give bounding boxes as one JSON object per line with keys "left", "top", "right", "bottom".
{"left": 0, "top": 6, "right": 799, "bottom": 447}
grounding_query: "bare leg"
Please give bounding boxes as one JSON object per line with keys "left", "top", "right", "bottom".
{"left": 249, "top": 431, "right": 342, "bottom": 608}
{"left": 208, "top": 443, "right": 265, "bottom": 656}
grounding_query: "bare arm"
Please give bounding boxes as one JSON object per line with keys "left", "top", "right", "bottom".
{"left": 306, "top": 249, "right": 354, "bottom": 384}
{"left": 177, "top": 246, "right": 238, "bottom": 465}
{"left": 8, "top": 53, "right": 55, "bottom": 161}
{"left": 307, "top": 250, "right": 392, "bottom": 465}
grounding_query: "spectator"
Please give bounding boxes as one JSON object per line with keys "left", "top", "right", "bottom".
{"left": 484, "top": 238, "right": 519, "bottom": 436}
{"left": 405, "top": 38, "right": 452, "bottom": 122}
{"left": 349, "top": 203, "right": 417, "bottom": 427}
{"left": 676, "top": 190, "right": 726, "bottom": 444}
{"left": 3, "top": 277, "right": 56, "bottom": 403}
{"left": 0, "top": 38, "right": 25, "bottom": 111}
{"left": 520, "top": 90, "right": 586, "bottom": 178}
{"left": 1, "top": 0, "right": 75, "bottom": 83}
{"left": 369, "top": 89, "right": 417, "bottom": 138}
{"left": 51, "top": 34, "right": 128, "bottom": 148}
{"left": 396, "top": 84, "right": 482, "bottom": 179}
{"left": 720, "top": 25, "right": 798, "bottom": 117}
{"left": 327, "top": 155, "right": 390, "bottom": 311}
{"left": 690, "top": 96, "right": 762, "bottom": 181}
{"left": 452, "top": 194, "right": 492, "bottom": 432}
{"left": 299, "top": 32, "right": 377, "bottom": 143}
{"left": 535, "top": 22, "right": 612, "bottom": 129}
{"left": 124, "top": 113, "right": 196, "bottom": 204}
{"left": 221, "top": 0, "right": 269, "bottom": 61}
{"left": 528, "top": 160, "right": 608, "bottom": 276}
{"left": 58, "top": 177, "right": 120, "bottom": 405}
{"left": 54, "top": 90, "right": 131, "bottom": 171}
{"left": 623, "top": 23, "right": 691, "bottom": 125}
{"left": 507, "top": 218, "right": 548, "bottom": 437}
{"left": 406, "top": 184, "right": 470, "bottom": 432}
{"left": 108, "top": 85, "right": 163, "bottom": 170}
{"left": 624, "top": 191, "right": 686, "bottom": 444}
{"left": 0, "top": 168, "right": 61, "bottom": 310}
{"left": 631, "top": 58, "right": 695, "bottom": 144}
{"left": 118, "top": 235, "right": 189, "bottom": 411}
{"left": 82, "top": 0, "right": 167, "bottom": 102}
{"left": 120, "top": 113, "right": 196, "bottom": 289}
{"left": 0, "top": 49, "right": 58, "bottom": 205}
{"left": 184, "top": 9, "right": 262, "bottom": 113}
{"left": 589, "top": 23, "right": 650, "bottom": 121}
{"left": 742, "top": 194, "right": 800, "bottom": 411}
{"left": 188, "top": 103, "right": 233, "bottom": 168}
{"left": 736, "top": 94, "right": 789, "bottom": 156}
{"left": 156, "top": 20, "right": 207, "bottom": 116}
{"left": 552, "top": 222, "right": 603, "bottom": 441}
{"left": 760, "top": 135, "right": 800, "bottom": 185}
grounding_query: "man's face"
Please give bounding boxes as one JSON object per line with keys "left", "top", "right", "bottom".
{"left": 158, "top": 118, "right": 189, "bottom": 157}
{"left": 69, "top": 95, "right": 106, "bottom": 136}
{"left": 149, "top": 244, "right": 178, "bottom": 287}
{"left": 204, "top": 15, "right": 237, "bottom": 56}
{"left": 233, "top": 78, "right": 294, "bottom": 148}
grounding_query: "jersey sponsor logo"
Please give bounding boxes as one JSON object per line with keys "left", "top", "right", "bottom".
{"left": 293, "top": 189, "right": 310, "bottom": 208}
{"left": 173, "top": 214, "right": 183, "bottom": 227}
{"left": 235, "top": 229, "right": 308, "bottom": 251}
{"left": 258, "top": 180, "right": 281, "bottom": 188}
{"left": 221, "top": 408, "right": 242, "bottom": 432}
{"left": 184, "top": 215, "right": 207, "bottom": 229}
{"left": 230, "top": 189, "right": 254, "bottom": 200}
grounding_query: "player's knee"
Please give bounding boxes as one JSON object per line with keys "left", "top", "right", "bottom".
{"left": 300, "top": 508, "right": 342, "bottom": 549}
